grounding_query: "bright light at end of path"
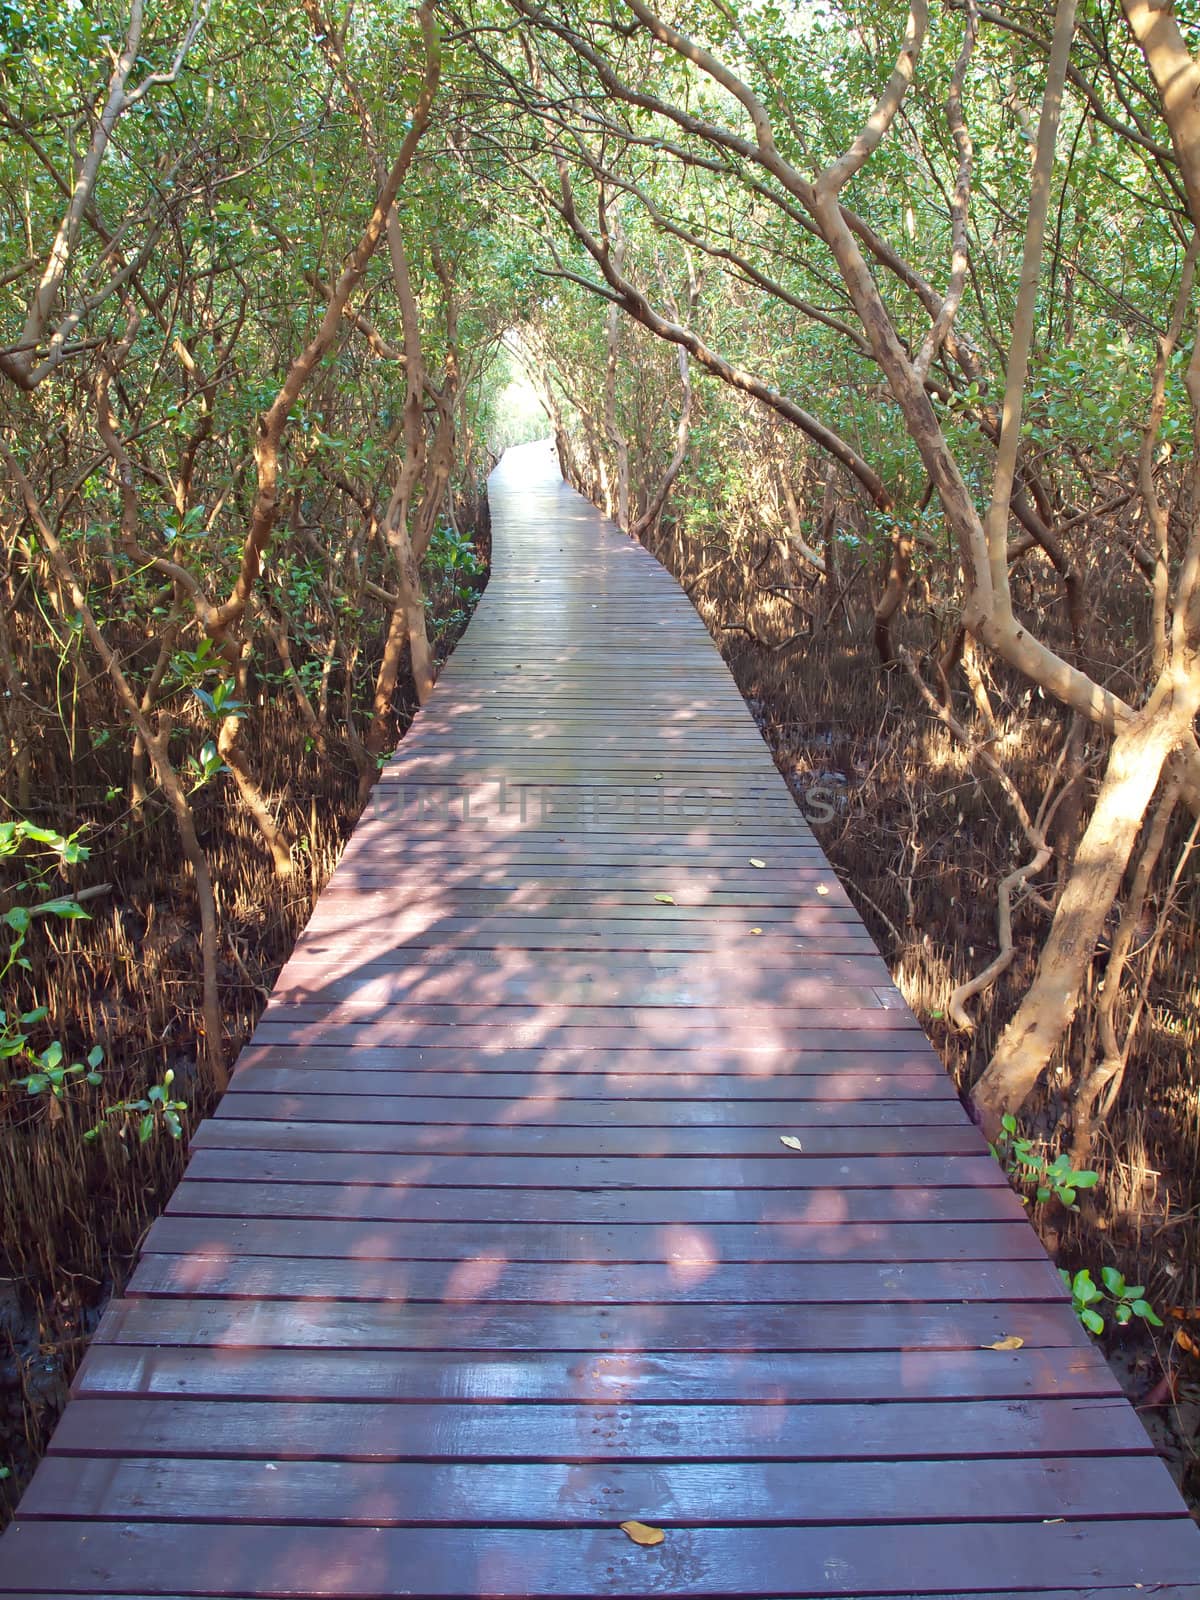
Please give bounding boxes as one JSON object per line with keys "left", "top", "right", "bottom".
{"left": 490, "top": 333, "right": 550, "bottom": 452}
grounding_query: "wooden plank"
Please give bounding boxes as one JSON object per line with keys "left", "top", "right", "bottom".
{"left": 43, "top": 1395, "right": 1151, "bottom": 1461}
{"left": 214, "top": 1091, "right": 969, "bottom": 1125}
{"left": 228, "top": 1044, "right": 950, "bottom": 1077}
{"left": 256, "top": 1005, "right": 917, "bottom": 1031}
{"left": 248, "top": 1021, "right": 923, "bottom": 1050}
{"left": 164, "top": 1179, "right": 1029, "bottom": 1226}
{"left": 5, "top": 1518, "right": 1198, "bottom": 1597}
{"left": 180, "top": 1146, "right": 1008, "bottom": 1189}
{"left": 70, "top": 1342, "right": 1122, "bottom": 1403}
{"left": 126, "top": 1252, "right": 1064, "bottom": 1305}
{"left": 275, "top": 949, "right": 897, "bottom": 982}
{"left": 20, "top": 1452, "right": 1175, "bottom": 1526}
{"left": 188, "top": 1116, "right": 986, "bottom": 1157}
{"left": 283, "top": 931, "right": 886, "bottom": 954}
{"left": 140, "top": 1214, "right": 1052, "bottom": 1262}
{"left": 227, "top": 1057, "right": 955, "bottom": 1093}
{"left": 92, "top": 1295, "right": 1088, "bottom": 1351}
{"left": 10, "top": 1582, "right": 1195, "bottom": 1598}
{"left": 267, "top": 966, "right": 889, "bottom": 1004}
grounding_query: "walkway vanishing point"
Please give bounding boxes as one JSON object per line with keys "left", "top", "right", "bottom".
{"left": 3, "top": 440, "right": 1200, "bottom": 1598}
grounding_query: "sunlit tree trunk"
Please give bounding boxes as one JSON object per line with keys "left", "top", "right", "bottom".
{"left": 971, "top": 696, "right": 1189, "bottom": 1135}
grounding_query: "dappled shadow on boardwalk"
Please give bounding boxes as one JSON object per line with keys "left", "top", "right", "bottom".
{"left": 3, "top": 442, "right": 1199, "bottom": 1597}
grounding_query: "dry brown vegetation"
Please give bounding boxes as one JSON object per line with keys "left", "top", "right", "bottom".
{"left": 0, "top": 553, "right": 487, "bottom": 1519}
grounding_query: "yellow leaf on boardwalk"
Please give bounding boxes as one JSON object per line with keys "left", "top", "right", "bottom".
{"left": 749, "top": 858, "right": 766, "bottom": 868}
{"left": 620, "top": 1521, "right": 665, "bottom": 1547}
{"left": 654, "top": 893, "right": 675, "bottom": 905}
{"left": 982, "top": 1336, "right": 1024, "bottom": 1350}
{"left": 780, "top": 1136, "right": 804, "bottom": 1151}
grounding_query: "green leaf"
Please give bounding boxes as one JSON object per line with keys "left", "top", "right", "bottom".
{"left": 1081, "top": 1307, "right": 1105, "bottom": 1335}
{"left": 40, "top": 896, "right": 89, "bottom": 920}
{"left": 1101, "top": 1266, "right": 1125, "bottom": 1296}
{"left": 1131, "top": 1300, "right": 1163, "bottom": 1326}
{"left": 138, "top": 1112, "right": 155, "bottom": 1143}
{"left": 19, "top": 825, "right": 59, "bottom": 845}
{"left": 1072, "top": 1270, "right": 1102, "bottom": 1304}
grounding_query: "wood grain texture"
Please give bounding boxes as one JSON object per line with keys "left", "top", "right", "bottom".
{"left": 2, "top": 441, "right": 1195, "bottom": 1597}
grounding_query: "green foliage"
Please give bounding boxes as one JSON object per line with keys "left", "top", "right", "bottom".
{"left": 424, "top": 523, "right": 486, "bottom": 641}
{"left": 185, "top": 740, "right": 229, "bottom": 791}
{"left": 992, "top": 1117, "right": 1161, "bottom": 1338}
{"left": 425, "top": 525, "right": 484, "bottom": 581}
{"left": 0, "top": 820, "right": 95, "bottom": 1069}
{"left": 86, "top": 1068, "right": 187, "bottom": 1145}
{"left": 1061, "top": 1267, "right": 1164, "bottom": 1337}
{"left": 11, "top": 1041, "right": 103, "bottom": 1100}
{"left": 192, "top": 679, "right": 246, "bottom": 722}
{"left": 990, "top": 1114, "right": 1100, "bottom": 1210}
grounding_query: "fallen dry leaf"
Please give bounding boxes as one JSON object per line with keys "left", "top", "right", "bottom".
{"left": 654, "top": 893, "right": 675, "bottom": 905}
{"left": 780, "top": 1136, "right": 804, "bottom": 1151}
{"left": 750, "top": 927, "right": 763, "bottom": 935}
{"left": 749, "top": 857, "right": 766, "bottom": 868}
{"left": 982, "top": 1336, "right": 1024, "bottom": 1351}
{"left": 816, "top": 884, "right": 829, "bottom": 896}
{"left": 620, "top": 1521, "right": 665, "bottom": 1547}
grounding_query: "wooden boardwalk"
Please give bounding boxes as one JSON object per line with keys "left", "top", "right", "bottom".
{"left": 3, "top": 439, "right": 1198, "bottom": 1596}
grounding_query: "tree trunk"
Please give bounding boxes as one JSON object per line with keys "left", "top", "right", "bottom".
{"left": 970, "top": 699, "right": 1184, "bottom": 1136}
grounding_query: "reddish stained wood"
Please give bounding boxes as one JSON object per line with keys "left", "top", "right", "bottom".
{"left": 227, "top": 1052, "right": 956, "bottom": 1089}
{"left": 142, "top": 1213, "right": 1050, "bottom": 1262}
{"left": 3, "top": 442, "right": 1195, "bottom": 1598}
{"left": 214, "top": 1090, "right": 969, "bottom": 1124}
{"left": 70, "top": 1342, "right": 1120, "bottom": 1404}
{"left": 44, "top": 1395, "right": 1151, "bottom": 1461}
{"left": 125, "top": 1252, "right": 1064, "bottom": 1305}
{"left": 181, "top": 1146, "right": 1008, "bottom": 1189}
{"left": 91, "top": 1294, "right": 1088, "bottom": 1352}
{"left": 188, "top": 1115, "right": 986, "bottom": 1156}
{"left": 256, "top": 1005, "right": 916, "bottom": 1029}
{"left": 164, "top": 1179, "right": 1028, "bottom": 1226}
{"left": 249, "top": 1021, "right": 922, "bottom": 1050}
{"left": 4, "top": 1518, "right": 1199, "bottom": 1597}
{"left": 19, "top": 1451, "right": 1176, "bottom": 1527}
